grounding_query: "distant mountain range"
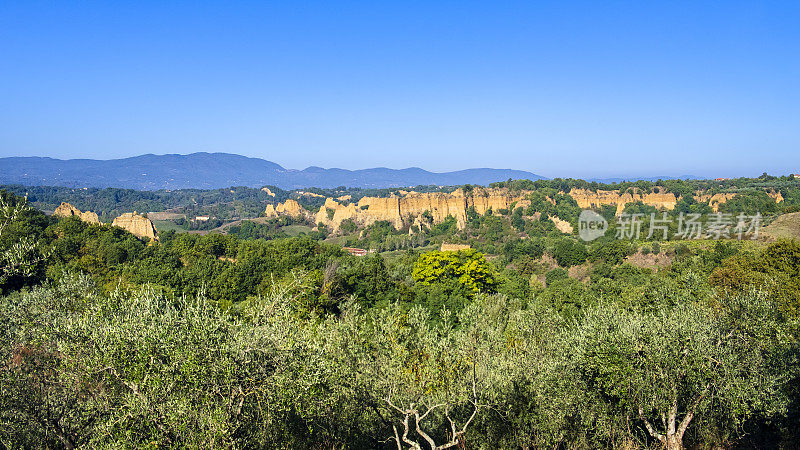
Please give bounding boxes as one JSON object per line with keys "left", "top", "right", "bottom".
{"left": 0, "top": 153, "right": 544, "bottom": 190}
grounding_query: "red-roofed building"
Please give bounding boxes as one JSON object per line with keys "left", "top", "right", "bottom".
{"left": 343, "top": 247, "right": 368, "bottom": 256}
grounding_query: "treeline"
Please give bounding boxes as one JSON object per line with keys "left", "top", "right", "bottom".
{"left": 0, "top": 183, "right": 459, "bottom": 223}
{"left": 0, "top": 184, "right": 292, "bottom": 221}
{"left": 489, "top": 172, "right": 800, "bottom": 198}
{"left": 2, "top": 190, "right": 800, "bottom": 448}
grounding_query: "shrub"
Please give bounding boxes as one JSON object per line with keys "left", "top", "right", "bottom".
{"left": 589, "top": 240, "right": 633, "bottom": 265}
{"left": 551, "top": 239, "right": 588, "bottom": 268}
{"left": 545, "top": 267, "right": 569, "bottom": 285}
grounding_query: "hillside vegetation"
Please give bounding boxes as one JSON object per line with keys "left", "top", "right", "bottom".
{"left": 1, "top": 174, "right": 800, "bottom": 449}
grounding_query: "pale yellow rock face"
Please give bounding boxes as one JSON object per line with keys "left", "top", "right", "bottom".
{"left": 275, "top": 199, "right": 307, "bottom": 219}
{"left": 297, "top": 191, "right": 325, "bottom": 198}
{"left": 264, "top": 186, "right": 785, "bottom": 233}
{"left": 112, "top": 212, "right": 158, "bottom": 241}
{"left": 695, "top": 193, "right": 737, "bottom": 213}
{"left": 515, "top": 199, "right": 531, "bottom": 209}
{"left": 285, "top": 187, "right": 527, "bottom": 232}
{"left": 53, "top": 202, "right": 100, "bottom": 224}
{"left": 261, "top": 187, "right": 276, "bottom": 197}
{"left": 550, "top": 216, "right": 574, "bottom": 234}
{"left": 323, "top": 197, "right": 339, "bottom": 209}
{"left": 568, "top": 189, "right": 678, "bottom": 215}
{"left": 571, "top": 188, "right": 782, "bottom": 214}
{"left": 695, "top": 190, "right": 783, "bottom": 213}
{"left": 769, "top": 190, "right": 784, "bottom": 203}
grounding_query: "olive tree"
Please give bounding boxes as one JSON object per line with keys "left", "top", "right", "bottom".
{"left": 456, "top": 294, "right": 577, "bottom": 449}
{"left": 318, "top": 300, "right": 486, "bottom": 449}
{"left": 569, "top": 292, "right": 792, "bottom": 450}
{"left": 1, "top": 272, "right": 289, "bottom": 447}
{"left": 0, "top": 194, "right": 49, "bottom": 291}
{"left": 315, "top": 292, "right": 577, "bottom": 450}
{"left": 0, "top": 274, "right": 111, "bottom": 449}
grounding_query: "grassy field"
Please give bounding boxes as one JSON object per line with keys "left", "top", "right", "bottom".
{"left": 323, "top": 235, "right": 348, "bottom": 246}
{"left": 762, "top": 212, "right": 800, "bottom": 240}
{"left": 323, "top": 232, "right": 361, "bottom": 246}
{"left": 282, "top": 225, "right": 314, "bottom": 236}
{"left": 152, "top": 220, "right": 188, "bottom": 234}
{"left": 380, "top": 244, "right": 438, "bottom": 260}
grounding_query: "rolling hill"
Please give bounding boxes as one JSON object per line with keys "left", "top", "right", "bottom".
{"left": 0, "top": 153, "right": 544, "bottom": 190}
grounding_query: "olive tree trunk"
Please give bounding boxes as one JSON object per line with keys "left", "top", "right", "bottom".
{"left": 639, "top": 393, "right": 703, "bottom": 450}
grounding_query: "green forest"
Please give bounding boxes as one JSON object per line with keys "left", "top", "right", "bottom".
{"left": 2, "top": 177, "right": 800, "bottom": 449}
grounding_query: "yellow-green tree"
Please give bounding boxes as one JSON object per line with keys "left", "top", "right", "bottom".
{"left": 412, "top": 249, "right": 498, "bottom": 294}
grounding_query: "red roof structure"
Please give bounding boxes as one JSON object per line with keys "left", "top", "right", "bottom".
{"left": 343, "top": 247, "right": 368, "bottom": 256}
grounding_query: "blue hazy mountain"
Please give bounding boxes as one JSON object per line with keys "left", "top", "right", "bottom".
{"left": 0, "top": 153, "right": 544, "bottom": 190}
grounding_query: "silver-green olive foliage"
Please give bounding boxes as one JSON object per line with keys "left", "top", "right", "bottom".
{"left": 567, "top": 292, "right": 792, "bottom": 449}
{"left": 1, "top": 271, "right": 795, "bottom": 449}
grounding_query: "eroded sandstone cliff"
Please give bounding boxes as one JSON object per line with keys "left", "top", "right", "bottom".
{"left": 694, "top": 193, "right": 738, "bottom": 213}
{"left": 326, "top": 188, "right": 527, "bottom": 231}
{"left": 112, "top": 212, "right": 158, "bottom": 241}
{"left": 264, "top": 186, "right": 784, "bottom": 233}
{"left": 570, "top": 188, "right": 782, "bottom": 214}
{"left": 265, "top": 187, "right": 529, "bottom": 231}
{"left": 53, "top": 202, "right": 101, "bottom": 224}
{"left": 568, "top": 188, "right": 678, "bottom": 215}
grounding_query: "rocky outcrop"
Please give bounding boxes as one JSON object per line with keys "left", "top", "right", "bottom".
{"left": 569, "top": 187, "right": 782, "bottom": 214}
{"left": 768, "top": 190, "right": 784, "bottom": 203}
{"left": 297, "top": 191, "right": 325, "bottom": 198}
{"left": 53, "top": 202, "right": 100, "bottom": 224}
{"left": 316, "top": 187, "right": 527, "bottom": 232}
{"left": 268, "top": 187, "right": 670, "bottom": 233}
{"left": 261, "top": 187, "right": 276, "bottom": 197}
{"left": 694, "top": 193, "right": 737, "bottom": 213}
{"left": 550, "top": 216, "right": 574, "bottom": 234}
{"left": 265, "top": 187, "right": 526, "bottom": 232}
{"left": 264, "top": 185, "right": 786, "bottom": 233}
{"left": 112, "top": 212, "right": 158, "bottom": 241}
{"left": 695, "top": 190, "right": 784, "bottom": 212}
{"left": 265, "top": 199, "right": 307, "bottom": 219}
{"left": 568, "top": 188, "right": 678, "bottom": 215}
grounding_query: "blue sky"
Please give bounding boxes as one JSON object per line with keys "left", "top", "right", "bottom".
{"left": 1, "top": 1, "right": 798, "bottom": 178}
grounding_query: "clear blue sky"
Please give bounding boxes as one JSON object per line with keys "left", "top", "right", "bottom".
{"left": 1, "top": 1, "right": 798, "bottom": 178}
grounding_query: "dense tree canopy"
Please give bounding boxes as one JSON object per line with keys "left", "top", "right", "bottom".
{"left": 2, "top": 182, "right": 800, "bottom": 449}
